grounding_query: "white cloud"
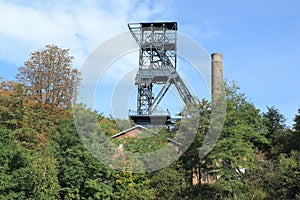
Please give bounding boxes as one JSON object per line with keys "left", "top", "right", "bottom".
{"left": 0, "top": 0, "right": 209, "bottom": 117}
{"left": 0, "top": 0, "right": 173, "bottom": 69}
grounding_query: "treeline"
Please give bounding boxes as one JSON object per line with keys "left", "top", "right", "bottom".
{"left": 0, "top": 45, "right": 299, "bottom": 199}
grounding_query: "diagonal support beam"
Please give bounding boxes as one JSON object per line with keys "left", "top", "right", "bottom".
{"left": 172, "top": 74, "right": 197, "bottom": 105}
{"left": 150, "top": 78, "right": 172, "bottom": 114}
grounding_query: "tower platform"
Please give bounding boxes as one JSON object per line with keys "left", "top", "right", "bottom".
{"left": 129, "top": 110, "right": 171, "bottom": 126}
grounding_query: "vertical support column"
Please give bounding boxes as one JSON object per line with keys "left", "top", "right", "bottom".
{"left": 211, "top": 53, "right": 223, "bottom": 102}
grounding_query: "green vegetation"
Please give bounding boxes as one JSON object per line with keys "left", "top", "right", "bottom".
{"left": 0, "top": 45, "right": 299, "bottom": 199}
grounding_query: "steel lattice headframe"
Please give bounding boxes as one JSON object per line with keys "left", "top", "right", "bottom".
{"left": 128, "top": 22, "right": 196, "bottom": 125}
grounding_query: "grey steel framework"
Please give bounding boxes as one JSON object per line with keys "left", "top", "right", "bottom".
{"left": 128, "top": 22, "right": 196, "bottom": 124}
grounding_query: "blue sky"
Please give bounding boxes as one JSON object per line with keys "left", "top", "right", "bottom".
{"left": 0, "top": 0, "right": 299, "bottom": 126}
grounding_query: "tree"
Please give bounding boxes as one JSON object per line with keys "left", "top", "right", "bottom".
{"left": 180, "top": 99, "right": 211, "bottom": 186}
{"left": 150, "top": 161, "right": 187, "bottom": 200}
{"left": 204, "top": 82, "right": 268, "bottom": 198}
{"left": 28, "top": 143, "right": 60, "bottom": 200}
{"left": 263, "top": 106, "right": 286, "bottom": 138}
{"left": 294, "top": 109, "right": 300, "bottom": 131}
{"left": 0, "top": 79, "right": 58, "bottom": 149}
{"left": 262, "top": 151, "right": 300, "bottom": 199}
{"left": 81, "top": 179, "right": 113, "bottom": 200}
{"left": 0, "top": 125, "right": 32, "bottom": 199}
{"left": 16, "top": 45, "right": 80, "bottom": 109}
{"left": 0, "top": 81, "right": 24, "bottom": 130}
{"left": 53, "top": 113, "right": 115, "bottom": 199}
{"left": 291, "top": 109, "right": 300, "bottom": 151}
{"left": 263, "top": 106, "right": 296, "bottom": 156}
{"left": 262, "top": 106, "right": 287, "bottom": 154}
{"left": 114, "top": 167, "right": 155, "bottom": 200}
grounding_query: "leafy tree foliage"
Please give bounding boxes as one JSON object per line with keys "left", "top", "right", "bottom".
{"left": 262, "top": 106, "right": 299, "bottom": 157}
{"left": 263, "top": 151, "right": 300, "bottom": 199}
{"left": 150, "top": 161, "right": 187, "bottom": 200}
{"left": 52, "top": 116, "right": 115, "bottom": 199}
{"left": 16, "top": 45, "right": 80, "bottom": 108}
{"left": 114, "top": 169, "right": 155, "bottom": 200}
{"left": 291, "top": 109, "right": 300, "bottom": 151}
{"left": 180, "top": 99, "right": 211, "bottom": 185}
{"left": 200, "top": 82, "right": 268, "bottom": 198}
{"left": 295, "top": 109, "right": 300, "bottom": 130}
{"left": 0, "top": 81, "right": 26, "bottom": 130}
{"left": 262, "top": 106, "right": 288, "bottom": 155}
{"left": 28, "top": 143, "right": 60, "bottom": 199}
{"left": 263, "top": 106, "right": 286, "bottom": 138}
{"left": 0, "top": 126, "right": 32, "bottom": 199}
{"left": 0, "top": 46, "right": 299, "bottom": 199}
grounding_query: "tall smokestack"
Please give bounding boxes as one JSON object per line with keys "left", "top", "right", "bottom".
{"left": 211, "top": 53, "right": 223, "bottom": 102}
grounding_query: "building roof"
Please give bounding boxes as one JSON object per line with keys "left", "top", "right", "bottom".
{"left": 111, "top": 125, "right": 182, "bottom": 147}
{"left": 111, "top": 125, "right": 156, "bottom": 139}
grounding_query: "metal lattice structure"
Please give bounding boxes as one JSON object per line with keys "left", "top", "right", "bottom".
{"left": 128, "top": 22, "right": 196, "bottom": 125}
